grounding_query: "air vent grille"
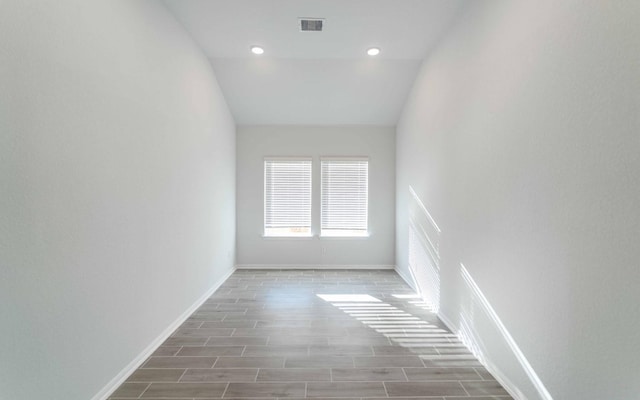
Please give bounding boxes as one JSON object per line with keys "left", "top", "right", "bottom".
{"left": 299, "top": 18, "right": 324, "bottom": 32}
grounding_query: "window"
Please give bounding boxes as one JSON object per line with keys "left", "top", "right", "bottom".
{"left": 264, "top": 158, "right": 312, "bottom": 237}
{"left": 321, "top": 158, "right": 369, "bottom": 237}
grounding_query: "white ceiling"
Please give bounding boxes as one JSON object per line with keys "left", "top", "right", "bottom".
{"left": 164, "top": 0, "right": 464, "bottom": 126}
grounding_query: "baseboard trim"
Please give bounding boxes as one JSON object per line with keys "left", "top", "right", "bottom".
{"left": 235, "top": 264, "right": 395, "bottom": 270}
{"left": 436, "top": 265, "right": 553, "bottom": 400}
{"left": 393, "top": 265, "right": 418, "bottom": 292}
{"left": 438, "top": 310, "right": 523, "bottom": 400}
{"left": 395, "top": 263, "right": 539, "bottom": 400}
{"left": 91, "top": 266, "right": 236, "bottom": 400}
{"left": 436, "top": 310, "right": 456, "bottom": 338}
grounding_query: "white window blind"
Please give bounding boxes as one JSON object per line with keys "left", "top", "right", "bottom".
{"left": 264, "top": 158, "right": 312, "bottom": 237}
{"left": 321, "top": 158, "right": 369, "bottom": 237}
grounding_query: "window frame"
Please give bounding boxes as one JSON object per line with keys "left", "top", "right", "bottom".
{"left": 320, "top": 157, "right": 370, "bottom": 238}
{"left": 263, "top": 157, "right": 313, "bottom": 238}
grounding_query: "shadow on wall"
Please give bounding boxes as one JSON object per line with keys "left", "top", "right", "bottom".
{"left": 407, "top": 186, "right": 442, "bottom": 313}
{"left": 457, "top": 263, "right": 553, "bottom": 400}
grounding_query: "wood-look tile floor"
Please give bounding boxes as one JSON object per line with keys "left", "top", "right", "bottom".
{"left": 110, "top": 270, "right": 513, "bottom": 400}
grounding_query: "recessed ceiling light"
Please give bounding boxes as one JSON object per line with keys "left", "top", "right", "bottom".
{"left": 367, "top": 47, "right": 380, "bottom": 56}
{"left": 250, "top": 46, "right": 264, "bottom": 55}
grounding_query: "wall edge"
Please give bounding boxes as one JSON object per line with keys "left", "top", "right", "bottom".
{"left": 91, "top": 266, "right": 236, "bottom": 400}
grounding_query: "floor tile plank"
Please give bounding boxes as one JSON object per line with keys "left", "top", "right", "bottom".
{"left": 110, "top": 270, "right": 510, "bottom": 400}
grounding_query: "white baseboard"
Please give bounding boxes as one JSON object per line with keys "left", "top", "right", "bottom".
{"left": 395, "top": 263, "right": 544, "bottom": 400}
{"left": 393, "top": 265, "right": 418, "bottom": 292}
{"left": 91, "top": 266, "right": 236, "bottom": 400}
{"left": 436, "top": 310, "right": 456, "bottom": 337}
{"left": 235, "top": 264, "right": 395, "bottom": 270}
{"left": 436, "top": 265, "right": 552, "bottom": 400}
{"left": 438, "top": 309, "right": 523, "bottom": 400}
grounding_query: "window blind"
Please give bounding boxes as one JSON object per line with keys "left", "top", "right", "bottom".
{"left": 321, "top": 158, "right": 369, "bottom": 237}
{"left": 264, "top": 158, "right": 312, "bottom": 236}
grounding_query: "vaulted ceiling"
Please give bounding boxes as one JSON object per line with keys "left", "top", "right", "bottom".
{"left": 164, "top": 0, "right": 465, "bottom": 126}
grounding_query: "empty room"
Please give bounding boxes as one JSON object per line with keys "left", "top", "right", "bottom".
{"left": 1, "top": 1, "right": 639, "bottom": 400}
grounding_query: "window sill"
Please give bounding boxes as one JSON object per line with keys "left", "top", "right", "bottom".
{"left": 262, "top": 234, "right": 314, "bottom": 239}
{"left": 320, "top": 233, "right": 370, "bottom": 239}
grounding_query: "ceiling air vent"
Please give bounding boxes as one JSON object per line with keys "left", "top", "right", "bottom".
{"left": 299, "top": 18, "right": 324, "bottom": 32}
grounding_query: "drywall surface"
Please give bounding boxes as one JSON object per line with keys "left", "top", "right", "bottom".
{"left": 237, "top": 126, "right": 395, "bottom": 267}
{"left": 0, "top": 1, "right": 235, "bottom": 398}
{"left": 396, "top": 1, "right": 640, "bottom": 399}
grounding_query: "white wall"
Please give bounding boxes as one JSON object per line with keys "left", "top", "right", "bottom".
{"left": 237, "top": 126, "right": 395, "bottom": 267}
{"left": 396, "top": 1, "right": 640, "bottom": 400}
{"left": 0, "top": 1, "right": 235, "bottom": 399}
